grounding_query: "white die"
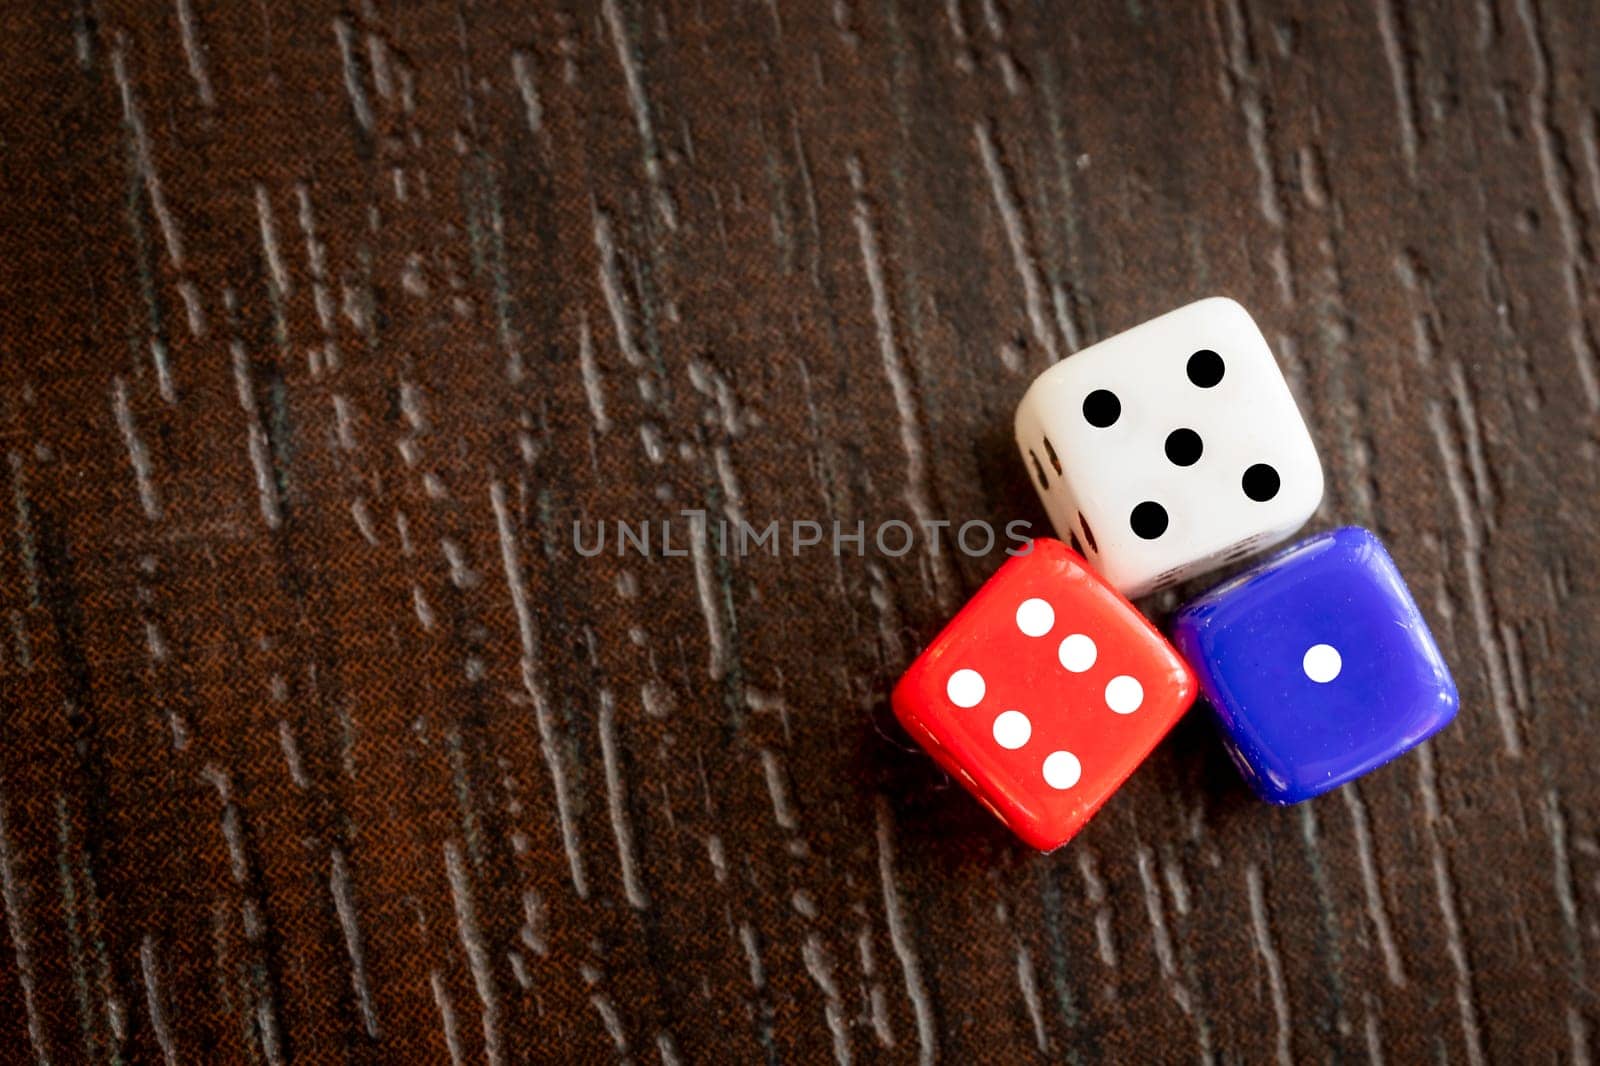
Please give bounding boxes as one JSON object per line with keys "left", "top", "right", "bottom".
{"left": 1013, "top": 297, "right": 1323, "bottom": 597}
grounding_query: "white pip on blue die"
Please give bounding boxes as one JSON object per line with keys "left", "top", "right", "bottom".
{"left": 1013, "top": 298, "right": 1324, "bottom": 597}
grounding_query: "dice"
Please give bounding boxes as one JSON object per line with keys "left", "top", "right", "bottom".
{"left": 1170, "top": 526, "right": 1458, "bottom": 803}
{"left": 892, "top": 538, "right": 1197, "bottom": 850}
{"left": 1013, "top": 297, "right": 1324, "bottom": 597}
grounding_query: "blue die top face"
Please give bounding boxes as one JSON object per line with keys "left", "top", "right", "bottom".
{"left": 1170, "top": 527, "right": 1458, "bottom": 803}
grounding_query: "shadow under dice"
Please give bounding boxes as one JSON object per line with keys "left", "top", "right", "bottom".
{"left": 892, "top": 538, "right": 1196, "bottom": 850}
{"left": 1171, "top": 526, "right": 1459, "bottom": 804}
{"left": 1013, "top": 297, "right": 1324, "bottom": 598}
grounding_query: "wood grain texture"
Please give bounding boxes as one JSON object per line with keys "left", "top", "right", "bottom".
{"left": 1, "top": 0, "right": 1597, "bottom": 1061}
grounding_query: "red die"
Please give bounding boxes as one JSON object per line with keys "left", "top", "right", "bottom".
{"left": 892, "top": 538, "right": 1196, "bottom": 850}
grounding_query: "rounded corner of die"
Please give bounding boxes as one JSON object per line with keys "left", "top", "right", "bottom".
{"left": 1326, "top": 524, "right": 1391, "bottom": 571}
{"left": 1336, "top": 523, "right": 1384, "bottom": 552}
{"left": 1258, "top": 783, "right": 1315, "bottom": 806}
{"left": 1191, "top": 296, "right": 1264, "bottom": 338}
{"left": 1170, "top": 660, "right": 1201, "bottom": 713}
{"left": 1025, "top": 535, "right": 1070, "bottom": 564}
{"left": 1195, "top": 294, "right": 1250, "bottom": 319}
{"left": 1017, "top": 819, "right": 1079, "bottom": 854}
{"left": 1010, "top": 406, "right": 1033, "bottom": 448}
{"left": 1302, "top": 457, "right": 1328, "bottom": 508}
{"left": 1013, "top": 357, "right": 1068, "bottom": 410}
{"left": 1012, "top": 387, "right": 1043, "bottom": 427}
{"left": 1430, "top": 677, "right": 1463, "bottom": 728}
{"left": 1241, "top": 760, "right": 1321, "bottom": 805}
{"left": 888, "top": 667, "right": 927, "bottom": 725}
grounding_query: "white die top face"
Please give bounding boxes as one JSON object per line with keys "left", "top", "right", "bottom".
{"left": 1014, "top": 298, "right": 1323, "bottom": 597}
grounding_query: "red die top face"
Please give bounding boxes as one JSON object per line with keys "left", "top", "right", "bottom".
{"left": 892, "top": 538, "right": 1196, "bottom": 851}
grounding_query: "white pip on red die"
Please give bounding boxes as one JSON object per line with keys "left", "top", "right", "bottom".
{"left": 1013, "top": 298, "right": 1324, "bottom": 597}
{"left": 892, "top": 538, "right": 1196, "bottom": 851}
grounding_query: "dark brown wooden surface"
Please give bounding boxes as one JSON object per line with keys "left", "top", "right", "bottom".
{"left": 2, "top": 1, "right": 1598, "bottom": 1062}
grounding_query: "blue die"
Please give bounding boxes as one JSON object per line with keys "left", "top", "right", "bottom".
{"left": 1171, "top": 526, "right": 1457, "bottom": 803}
